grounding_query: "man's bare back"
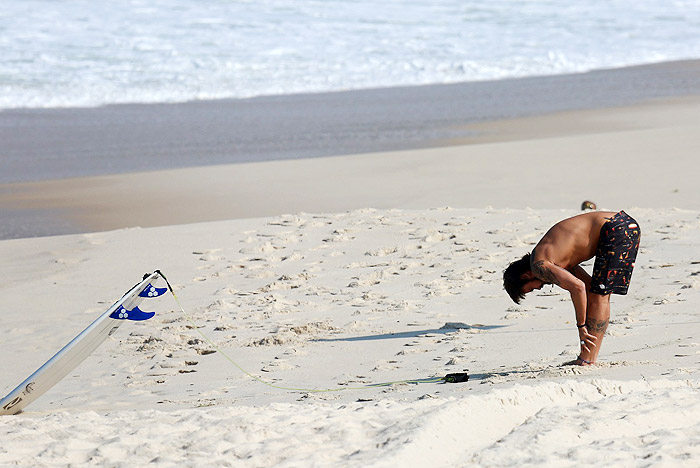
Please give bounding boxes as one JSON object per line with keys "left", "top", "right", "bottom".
{"left": 532, "top": 211, "right": 616, "bottom": 270}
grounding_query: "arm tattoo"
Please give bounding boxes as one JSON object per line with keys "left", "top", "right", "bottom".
{"left": 585, "top": 318, "right": 609, "bottom": 334}
{"left": 531, "top": 260, "right": 560, "bottom": 285}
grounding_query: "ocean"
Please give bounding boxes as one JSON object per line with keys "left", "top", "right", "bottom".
{"left": 1, "top": 0, "right": 699, "bottom": 110}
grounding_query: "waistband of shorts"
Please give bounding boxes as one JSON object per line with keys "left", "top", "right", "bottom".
{"left": 605, "top": 210, "right": 636, "bottom": 229}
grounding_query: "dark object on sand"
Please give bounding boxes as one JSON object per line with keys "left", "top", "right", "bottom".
{"left": 444, "top": 372, "right": 470, "bottom": 383}
{"left": 581, "top": 200, "right": 597, "bottom": 210}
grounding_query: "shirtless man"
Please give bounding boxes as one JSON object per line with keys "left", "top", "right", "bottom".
{"left": 503, "top": 211, "right": 641, "bottom": 365}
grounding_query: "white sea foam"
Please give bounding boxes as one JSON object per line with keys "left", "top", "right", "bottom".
{"left": 1, "top": 0, "right": 698, "bottom": 110}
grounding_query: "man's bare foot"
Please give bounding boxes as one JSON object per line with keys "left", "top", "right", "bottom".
{"left": 563, "top": 356, "right": 595, "bottom": 366}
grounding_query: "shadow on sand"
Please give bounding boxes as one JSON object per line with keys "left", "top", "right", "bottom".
{"left": 315, "top": 322, "right": 508, "bottom": 343}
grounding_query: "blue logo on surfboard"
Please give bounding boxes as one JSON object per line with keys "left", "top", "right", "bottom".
{"left": 139, "top": 284, "right": 167, "bottom": 297}
{"left": 109, "top": 306, "right": 155, "bottom": 321}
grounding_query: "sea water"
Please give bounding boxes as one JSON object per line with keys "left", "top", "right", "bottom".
{"left": 1, "top": 0, "right": 699, "bottom": 109}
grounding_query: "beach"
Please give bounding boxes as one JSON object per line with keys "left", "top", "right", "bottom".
{"left": 2, "top": 60, "right": 700, "bottom": 239}
{"left": 2, "top": 60, "right": 700, "bottom": 466}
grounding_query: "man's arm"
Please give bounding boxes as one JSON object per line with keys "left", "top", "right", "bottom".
{"left": 568, "top": 264, "right": 592, "bottom": 292}
{"left": 532, "top": 260, "right": 596, "bottom": 352}
{"left": 531, "top": 260, "right": 583, "bottom": 291}
{"left": 531, "top": 259, "right": 587, "bottom": 319}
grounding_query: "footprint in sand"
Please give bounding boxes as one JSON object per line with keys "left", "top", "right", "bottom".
{"left": 260, "top": 359, "right": 299, "bottom": 373}
{"left": 364, "top": 246, "right": 399, "bottom": 257}
{"left": 193, "top": 249, "right": 224, "bottom": 261}
{"left": 267, "top": 214, "right": 310, "bottom": 228}
{"left": 323, "top": 229, "right": 356, "bottom": 243}
{"left": 238, "top": 242, "right": 283, "bottom": 255}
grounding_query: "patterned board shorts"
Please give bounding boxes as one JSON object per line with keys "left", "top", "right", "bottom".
{"left": 591, "top": 211, "right": 641, "bottom": 295}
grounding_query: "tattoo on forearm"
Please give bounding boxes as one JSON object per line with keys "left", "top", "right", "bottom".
{"left": 585, "top": 318, "right": 609, "bottom": 333}
{"left": 531, "top": 260, "right": 560, "bottom": 285}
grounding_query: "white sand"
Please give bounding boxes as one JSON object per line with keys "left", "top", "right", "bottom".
{"left": 2, "top": 96, "right": 700, "bottom": 466}
{"left": 2, "top": 206, "right": 700, "bottom": 466}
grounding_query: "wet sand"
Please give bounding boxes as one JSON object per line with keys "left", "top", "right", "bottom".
{"left": 1, "top": 59, "right": 699, "bottom": 239}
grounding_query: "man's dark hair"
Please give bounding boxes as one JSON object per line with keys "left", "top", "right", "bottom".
{"left": 503, "top": 253, "right": 532, "bottom": 304}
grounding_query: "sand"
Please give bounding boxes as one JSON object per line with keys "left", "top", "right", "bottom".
{"left": 2, "top": 95, "right": 699, "bottom": 240}
{"left": 2, "top": 207, "right": 700, "bottom": 466}
{"left": 2, "top": 63, "right": 700, "bottom": 467}
{"left": 2, "top": 60, "right": 700, "bottom": 240}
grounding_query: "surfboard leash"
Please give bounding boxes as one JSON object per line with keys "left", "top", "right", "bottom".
{"left": 151, "top": 270, "right": 469, "bottom": 392}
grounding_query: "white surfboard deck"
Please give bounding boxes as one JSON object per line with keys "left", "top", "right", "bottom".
{"left": 0, "top": 271, "right": 164, "bottom": 416}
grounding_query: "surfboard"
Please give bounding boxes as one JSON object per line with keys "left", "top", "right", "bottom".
{"left": 0, "top": 271, "right": 167, "bottom": 416}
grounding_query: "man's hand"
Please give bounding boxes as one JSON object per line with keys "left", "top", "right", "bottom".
{"left": 578, "top": 326, "right": 597, "bottom": 353}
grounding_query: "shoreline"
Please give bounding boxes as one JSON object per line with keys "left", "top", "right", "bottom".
{"left": 1, "top": 95, "right": 699, "bottom": 239}
{"left": 1, "top": 59, "right": 700, "bottom": 239}
{"left": 2, "top": 60, "right": 700, "bottom": 465}
{"left": 2, "top": 60, "right": 700, "bottom": 185}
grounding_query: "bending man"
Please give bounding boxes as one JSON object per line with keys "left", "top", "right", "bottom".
{"left": 503, "top": 211, "right": 641, "bottom": 365}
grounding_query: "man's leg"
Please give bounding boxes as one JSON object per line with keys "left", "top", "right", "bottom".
{"left": 579, "top": 292, "right": 611, "bottom": 363}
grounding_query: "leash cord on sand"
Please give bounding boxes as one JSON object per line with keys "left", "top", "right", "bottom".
{"left": 154, "top": 271, "right": 454, "bottom": 393}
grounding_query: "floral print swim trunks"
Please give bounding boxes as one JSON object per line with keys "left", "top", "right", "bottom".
{"left": 591, "top": 211, "right": 641, "bottom": 295}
